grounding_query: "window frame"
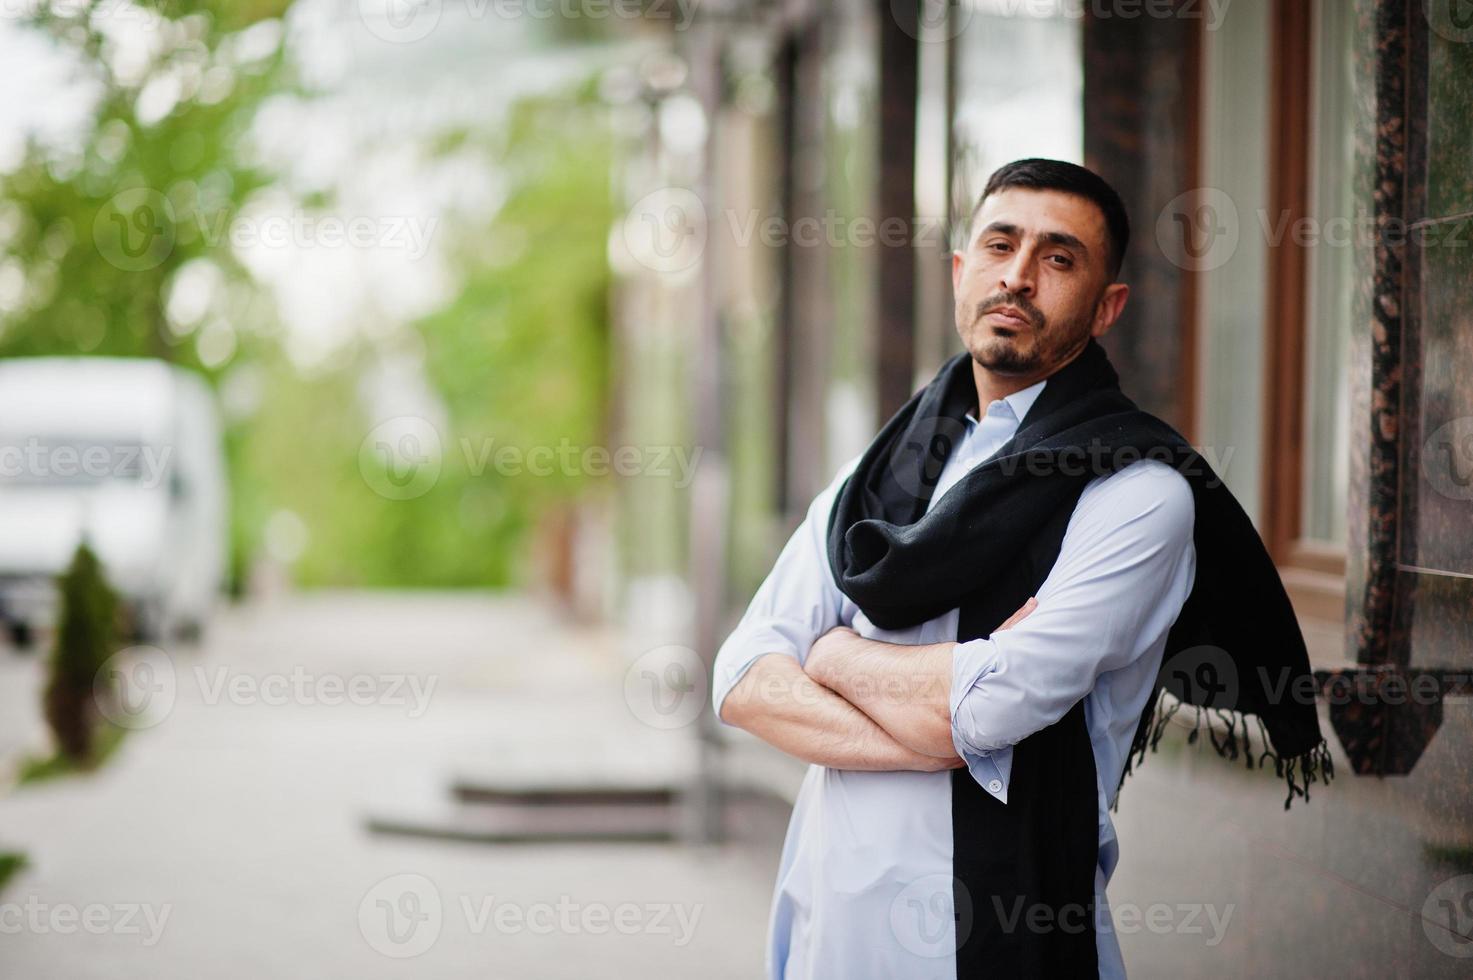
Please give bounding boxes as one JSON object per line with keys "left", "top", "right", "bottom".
{"left": 1259, "top": 0, "right": 1349, "bottom": 632}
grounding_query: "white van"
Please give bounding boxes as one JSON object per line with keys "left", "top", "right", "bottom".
{"left": 0, "top": 357, "right": 228, "bottom": 646}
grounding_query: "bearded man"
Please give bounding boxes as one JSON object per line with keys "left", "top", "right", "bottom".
{"left": 713, "top": 158, "right": 1330, "bottom": 979}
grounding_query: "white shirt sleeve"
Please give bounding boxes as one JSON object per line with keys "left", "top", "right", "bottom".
{"left": 950, "top": 459, "right": 1198, "bottom": 757}
{"left": 710, "top": 455, "right": 862, "bottom": 723}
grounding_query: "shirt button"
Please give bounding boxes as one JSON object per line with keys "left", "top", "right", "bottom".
{"left": 987, "top": 779, "right": 1003, "bottom": 793}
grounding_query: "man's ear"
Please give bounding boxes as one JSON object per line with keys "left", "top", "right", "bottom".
{"left": 1091, "top": 282, "right": 1130, "bottom": 338}
{"left": 952, "top": 250, "right": 965, "bottom": 293}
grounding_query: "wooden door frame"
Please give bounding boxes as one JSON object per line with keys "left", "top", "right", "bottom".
{"left": 1260, "top": 0, "right": 1348, "bottom": 623}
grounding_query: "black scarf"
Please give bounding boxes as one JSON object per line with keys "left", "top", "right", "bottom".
{"left": 825, "top": 338, "right": 1333, "bottom": 976}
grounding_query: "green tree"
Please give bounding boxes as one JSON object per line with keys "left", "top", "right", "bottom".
{"left": 0, "top": 1, "right": 295, "bottom": 592}
{"left": 231, "top": 87, "right": 617, "bottom": 588}
{"left": 2, "top": 3, "right": 619, "bottom": 590}
{"left": 0, "top": 0, "right": 292, "bottom": 365}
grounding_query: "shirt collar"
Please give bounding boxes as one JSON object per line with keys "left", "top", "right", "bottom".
{"left": 964, "top": 377, "right": 1048, "bottom": 427}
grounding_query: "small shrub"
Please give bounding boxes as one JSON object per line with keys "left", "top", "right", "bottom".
{"left": 0, "top": 851, "right": 27, "bottom": 895}
{"left": 41, "top": 541, "right": 119, "bottom": 763}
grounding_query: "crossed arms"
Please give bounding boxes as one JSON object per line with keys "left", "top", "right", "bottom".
{"left": 711, "top": 457, "right": 1197, "bottom": 776}
{"left": 718, "top": 599, "right": 1036, "bottom": 772}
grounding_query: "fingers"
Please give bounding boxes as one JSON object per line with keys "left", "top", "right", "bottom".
{"left": 996, "top": 595, "right": 1038, "bottom": 632}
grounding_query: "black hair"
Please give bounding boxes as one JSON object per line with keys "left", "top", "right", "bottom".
{"left": 969, "top": 158, "right": 1131, "bottom": 280}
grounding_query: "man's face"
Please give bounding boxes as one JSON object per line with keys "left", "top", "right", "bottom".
{"left": 951, "top": 187, "right": 1128, "bottom": 378}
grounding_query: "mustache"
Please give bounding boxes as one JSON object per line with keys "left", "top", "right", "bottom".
{"left": 975, "top": 293, "right": 1044, "bottom": 329}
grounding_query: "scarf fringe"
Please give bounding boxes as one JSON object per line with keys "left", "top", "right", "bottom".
{"left": 1114, "top": 697, "right": 1336, "bottom": 812}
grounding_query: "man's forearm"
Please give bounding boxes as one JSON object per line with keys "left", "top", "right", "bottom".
{"left": 719, "top": 653, "right": 962, "bottom": 772}
{"left": 804, "top": 629, "right": 957, "bottom": 758}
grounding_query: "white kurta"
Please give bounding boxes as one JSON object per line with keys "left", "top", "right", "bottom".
{"left": 712, "top": 377, "right": 1198, "bottom": 979}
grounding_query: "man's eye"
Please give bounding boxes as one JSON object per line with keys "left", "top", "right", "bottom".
{"left": 987, "top": 242, "right": 1011, "bottom": 252}
{"left": 1048, "top": 254, "right": 1073, "bottom": 267}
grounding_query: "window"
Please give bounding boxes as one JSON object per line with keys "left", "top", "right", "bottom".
{"left": 1194, "top": 0, "right": 1271, "bottom": 528}
{"left": 1300, "top": 0, "right": 1356, "bottom": 547}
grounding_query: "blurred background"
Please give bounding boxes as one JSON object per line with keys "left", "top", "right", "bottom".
{"left": 0, "top": 0, "right": 1470, "bottom": 977}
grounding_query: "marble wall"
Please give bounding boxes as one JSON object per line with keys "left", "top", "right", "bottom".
{"left": 1101, "top": 1, "right": 1473, "bottom": 974}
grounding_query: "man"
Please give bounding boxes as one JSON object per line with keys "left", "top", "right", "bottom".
{"left": 712, "top": 159, "right": 1329, "bottom": 979}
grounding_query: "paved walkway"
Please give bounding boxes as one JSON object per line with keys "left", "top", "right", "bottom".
{"left": 4, "top": 593, "right": 1464, "bottom": 978}
{"left": 0, "top": 593, "right": 778, "bottom": 979}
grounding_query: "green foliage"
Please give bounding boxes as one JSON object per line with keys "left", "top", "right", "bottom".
{"left": 0, "top": 2, "right": 292, "bottom": 588}
{"left": 1423, "top": 841, "right": 1473, "bottom": 875}
{"left": 18, "top": 722, "right": 127, "bottom": 786}
{"left": 0, "top": 3, "right": 618, "bottom": 589}
{"left": 0, "top": 851, "right": 27, "bottom": 895}
{"left": 411, "top": 94, "right": 614, "bottom": 586}
{"left": 232, "top": 89, "right": 617, "bottom": 588}
{"left": 0, "top": 1, "right": 291, "bottom": 365}
{"left": 417, "top": 94, "right": 614, "bottom": 494}
{"left": 41, "top": 541, "right": 120, "bottom": 763}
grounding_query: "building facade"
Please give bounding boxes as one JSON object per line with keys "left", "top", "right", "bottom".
{"left": 607, "top": 0, "right": 1472, "bottom": 972}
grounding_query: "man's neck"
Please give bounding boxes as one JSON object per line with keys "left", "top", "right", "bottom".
{"left": 970, "top": 367, "right": 1046, "bottom": 416}
{"left": 969, "top": 342, "right": 1089, "bottom": 416}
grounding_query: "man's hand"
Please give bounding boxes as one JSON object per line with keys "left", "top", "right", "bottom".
{"left": 806, "top": 597, "right": 1037, "bottom": 689}
{"left": 720, "top": 653, "right": 966, "bottom": 772}
{"left": 801, "top": 597, "right": 1039, "bottom": 758}
{"left": 720, "top": 597, "right": 1038, "bottom": 772}
{"left": 996, "top": 595, "right": 1039, "bottom": 632}
{"left": 803, "top": 624, "right": 858, "bottom": 685}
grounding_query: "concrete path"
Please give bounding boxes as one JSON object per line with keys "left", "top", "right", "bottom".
{"left": 0, "top": 592, "right": 778, "bottom": 979}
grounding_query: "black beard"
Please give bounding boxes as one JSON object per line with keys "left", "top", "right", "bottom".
{"left": 976, "top": 336, "right": 1042, "bottom": 375}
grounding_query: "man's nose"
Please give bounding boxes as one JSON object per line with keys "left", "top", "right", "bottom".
{"left": 999, "top": 251, "right": 1036, "bottom": 298}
